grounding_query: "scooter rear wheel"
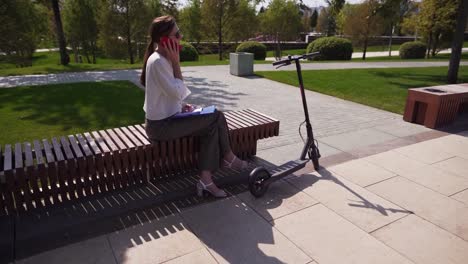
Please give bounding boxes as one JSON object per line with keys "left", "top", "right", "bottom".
{"left": 249, "top": 167, "right": 271, "bottom": 198}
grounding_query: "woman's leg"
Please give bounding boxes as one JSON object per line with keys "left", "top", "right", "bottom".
{"left": 146, "top": 110, "right": 233, "bottom": 194}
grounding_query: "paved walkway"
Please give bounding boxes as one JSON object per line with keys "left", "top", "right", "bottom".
{"left": 3, "top": 61, "right": 468, "bottom": 263}
{"left": 265, "top": 47, "right": 468, "bottom": 61}
{"left": 2, "top": 61, "right": 467, "bottom": 89}
{"left": 16, "top": 130, "right": 468, "bottom": 264}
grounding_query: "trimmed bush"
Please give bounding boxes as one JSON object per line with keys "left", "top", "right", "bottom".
{"left": 235, "top": 41, "right": 267, "bottom": 60}
{"left": 306, "top": 37, "right": 353, "bottom": 60}
{"left": 180, "top": 41, "right": 199, "bottom": 61}
{"left": 399, "top": 41, "right": 426, "bottom": 59}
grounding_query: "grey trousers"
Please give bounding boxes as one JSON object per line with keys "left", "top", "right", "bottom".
{"left": 145, "top": 110, "right": 231, "bottom": 171}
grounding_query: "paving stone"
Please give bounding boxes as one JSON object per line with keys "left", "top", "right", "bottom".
{"left": 328, "top": 158, "right": 396, "bottom": 187}
{"left": 398, "top": 164, "right": 468, "bottom": 196}
{"left": 373, "top": 120, "right": 432, "bottom": 138}
{"left": 237, "top": 180, "right": 318, "bottom": 222}
{"left": 16, "top": 236, "right": 116, "bottom": 264}
{"left": 273, "top": 204, "right": 412, "bottom": 264}
{"left": 424, "top": 135, "right": 468, "bottom": 160}
{"left": 392, "top": 140, "right": 455, "bottom": 164}
{"left": 451, "top": 189, "right": 468, "bottom": 206}
{"left": 433, "top": 157, "right": 468, "bottom": 179}
{"left": 318, "top": 128, "right": 398, "bottom": 152}
{"left": 372, "top": 214, "right": 468, "bottom": 264}
{"left": 367, "top": 176, "right": 468, "bottom": 241}
{"left": 180, "top": 197, "right": 311, "bottom": 264}
{"left": 163, "top": 248, "right": 217, "bottom": 264}
{"left": 363, "top": 150, "right": 426, "bottom": 175}
{"left": 287, "top": 171, "right": 409, "bottom": 232}
{"left": 107, "top": 214, "right": 203, "bottom": 264}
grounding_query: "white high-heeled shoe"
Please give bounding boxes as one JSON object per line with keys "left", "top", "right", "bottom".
{"left": 196, "top": 180, "right": 227, "bottom": 198}
{"left": 222, "top": 156, "right": 249, "bottom": 170}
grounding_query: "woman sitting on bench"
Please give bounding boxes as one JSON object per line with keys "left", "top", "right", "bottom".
{"left": 141, "top": 16, "right": 248, "bottom": 198}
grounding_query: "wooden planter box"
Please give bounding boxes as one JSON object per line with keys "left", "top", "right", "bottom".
{"left": 403, "top": 83, "right": 468, "bottom": 128}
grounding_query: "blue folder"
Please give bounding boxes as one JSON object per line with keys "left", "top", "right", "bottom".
{"left": 172, "top": 105, "right": 216, "bottom": 119}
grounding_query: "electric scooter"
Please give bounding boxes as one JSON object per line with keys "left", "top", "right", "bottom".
{"left": 248, "top": 52, "right": 321, "bottom": 197}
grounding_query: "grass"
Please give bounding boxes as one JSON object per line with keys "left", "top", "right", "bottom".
{"left": 0, "top": 81, "right": 145, "bottom": 146}
{"left": 1, "top": 46, "right": 466, "bottom": 76}
{"left": 256, "top": 66, "right": 468, "bottom": 114}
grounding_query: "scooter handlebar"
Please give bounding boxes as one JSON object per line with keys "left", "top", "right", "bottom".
{"left": 272, "top": 52, "right": 321, "bottom": 67}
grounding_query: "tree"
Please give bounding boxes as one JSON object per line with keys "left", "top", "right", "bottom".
{"left": 179, "top": 0, "right": 202, "bottom": 43}
{"left": 310, "top": 9, "right": 318, "bottom": 30}
{"left": 342, "top": 0, "right": 384, "bottom": 59}
{"left": 51, "top": 0, "right": 69, "bottom": 65}
{"left": 201, "top": 0, "right": 259, "bottom": 60}
{"left": 448, "top": 0, "right": 468, "bottom": 83}
{"left": 63, "top": 0, "right": 99, "bottom": 63}
{"left": 97, "top": 0, "right": 151, "bottom": 63}
{"left": 162, "top": 0, "right": 179, "bottom": 18}
{"left": 0, "top": 0, "right": 48, "bottom": 66}
{"left": 260, "top": 0, "right": 302, "bottom": 59}
{"left": 326, "top": 0, "right": 345, "bottom": 35}
{"left": 226, "top": 0, "right": 258, "bottom": 42}
{"left": 316, "top": 7, "right": 330, "bottom": 34}
{"left": 403, "top": 0, "right": 458, "bottom": 58}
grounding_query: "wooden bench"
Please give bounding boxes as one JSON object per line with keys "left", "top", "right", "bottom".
{"left": 403, "top": 83, "right": 468, "bottom": 128}
{"left": 0, "top": 109, "right": 279, "bottom": 216}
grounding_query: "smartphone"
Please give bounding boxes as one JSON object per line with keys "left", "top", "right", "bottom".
{"left": 160, "top": 36, "right": 182, "bottom": 52}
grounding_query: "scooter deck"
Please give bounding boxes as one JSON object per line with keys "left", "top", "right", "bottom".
{"left": 268, "top": 159, "right": 309, "bottom": 183}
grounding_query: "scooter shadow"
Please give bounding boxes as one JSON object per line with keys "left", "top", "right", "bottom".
{"left": 239, "top": 156, "right": 412, "bottom": 220}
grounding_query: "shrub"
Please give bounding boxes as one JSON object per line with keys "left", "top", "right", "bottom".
{"left": 399, "top": 41, "right": 426, "bottom": 59}
{"left": 180, "top": 41, "right": 199, "bottom": 61}
{"left": 235, "top": 41, "right": 267, "bottom": 60}
{"left": 306, "top": 37, "right": 353, "bottom": 60}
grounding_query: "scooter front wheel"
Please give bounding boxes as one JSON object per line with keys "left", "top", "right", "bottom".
{"left": 249, "top": 167, "right": 271, "bottom": 198}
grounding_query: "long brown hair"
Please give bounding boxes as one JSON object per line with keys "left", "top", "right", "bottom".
{"left": 140, "top": 16, "right": 176, "bottom": 86}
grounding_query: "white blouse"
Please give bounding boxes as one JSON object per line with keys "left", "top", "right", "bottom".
{"left": 143, "top": 52, "right": 191, "bottom": 120}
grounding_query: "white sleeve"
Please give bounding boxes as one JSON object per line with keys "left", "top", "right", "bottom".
{"left": 153, "top": 60, "right": 191, "bottom": 100}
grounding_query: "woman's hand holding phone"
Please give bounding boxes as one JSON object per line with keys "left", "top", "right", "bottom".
{"left": 161, "top": 37, "right": 180, "bottom": 66}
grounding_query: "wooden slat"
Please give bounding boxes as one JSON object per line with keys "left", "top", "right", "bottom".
{"left": 121, "top": 127, "right": 145, "bottom": 184}
{"left": 42, "top": 139, "right": 61, "bottom": 204}
{"left": 90, "top": 131, "right": 114, "bottom": 191}
{"left": 68, "top": 135, "right": 93, "bottom": 196}
{"left": 114, "top": 128, "right": 138, "bottom": 185}
{"left": 24, "top": 142, "right": 42, "bottom": 208}
{"left": 98, "top": 130, "right": 123, "bottom": 189}
{"left": 106, "top": 129, "right": 130, "bottom": 187}
{"left": 23, "top": 143, "right": 36, "bottom": 210}
{"left": 3, "top": 145, "right": 15, "bottom": 213}
{"left": 13, "top": 143, "right": 28, "bottom": 211}
{"left": 134, "top": 125, "right": 155, "bottom": 181}
{"left": 33, "top": 140, "right": 50, "bottom": 207}
{"left": 0, "top": 145, "right": 4, "bottom": 214}
{"left": 61, "top": 136, "right": 83, "bottom": 200}
{"left": 51, "top": 138, "right": 69, "bottom": 201}
{"left": 77, "top": 134, "right": 103, "bottom": 193}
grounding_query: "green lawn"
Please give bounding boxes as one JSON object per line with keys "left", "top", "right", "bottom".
{"left": 0, "top": 81, "right": 145, "bottom": 145}
{"left": 256, "top": 66, "right": 468, "bottom": 115}
{"left": 0, "top": 51, "right": 274, "bottom": 76}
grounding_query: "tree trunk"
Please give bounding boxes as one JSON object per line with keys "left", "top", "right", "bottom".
{"left": 51, "top": 0, "right": 69, "bottom": 65}
{"left": 125, "top": 2, "right": 134, "bottom": 64}
{"left": 388, "top": 23, "right": 393, "bottom": 57}
{"left": 92, "top": 42, "right": 96, "bottom": 64}
{"left": 218, "top": 2, "right": 223, "bottom": 61}
{"left": 431, "top": 31, "right": 440, "bottom": 57}
{"left": 426, "top": 32, "right": 432, "bottom": 59}
{"left": 448, "top": 0, "right": 468, "bottom": 84}
{"left": 362, "top": 36, "right": 368, "bottom": 60}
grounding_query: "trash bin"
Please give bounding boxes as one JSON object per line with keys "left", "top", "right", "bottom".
{"left": 230, "top": 52, "right": 254, "bottom": 76}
